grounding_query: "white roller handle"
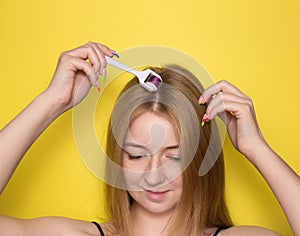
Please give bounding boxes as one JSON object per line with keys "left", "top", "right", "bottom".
{"left": 105, "top": 56, "right": 140, "bottom": 77}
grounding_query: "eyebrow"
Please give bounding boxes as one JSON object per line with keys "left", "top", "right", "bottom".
{"left": 164, "top": 144, "right": 180, "bottom": 150}
{"left": 122, "top": 143, "right": 179, "bottom": 151}
{"left": 122, "top": 143, "right": 147, "bottom": 150}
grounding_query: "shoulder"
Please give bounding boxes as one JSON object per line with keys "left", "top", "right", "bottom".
{"left": 99, "top": 222, "right": 120, "bottom": 236}
{"left": 0, "top": 215, "right": 100, "bottom": 236}
{"left": 219, "top": 226, "right": 281, "bottom": 236}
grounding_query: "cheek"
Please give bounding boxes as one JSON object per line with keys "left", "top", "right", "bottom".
{"left": 121, "top": 155, "right": 140, "bottom": 190}
{"left": 123, "top": 168, "right": 144, "bottom": 191}
{"left": 171, "top": 175, "right": 183, "bottom": 190}
{"left": 127, "top": 190, "right": 142, "bottom": 202}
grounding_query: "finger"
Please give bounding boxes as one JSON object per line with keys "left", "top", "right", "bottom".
{"left": 96, "top": 43, "right": 115, "bottom": 78}
{"left": 199, "top": 80, "right": 249, "bottom": 104}
{"left": 201, "top": 92, "right": 253, "bottom": 127}
{"left": 85, "top": 42, "right": 108, "bottom": 81}
{"left": 68, "top": 56, "right": 98, "bottom": 87}
{"left": 205, "top": 92, "right": 262, "bottom": 137}
{"left": 67, "top": 44, "right": 100, "bottom": 66}
{"left": 96, "top": 43, "right": 115, "bottom": 57}
{"left": 87, "top": 42, "right": 115, "bottom": 80}
{"left": 85, "top": 42, "right": 119, "bottom": 78}
{"left": 65, "top": 45, "right": 101, "bottom": 84}
{"left": 206, "top": 92, "right": 252, "bottom": 117}
{"left": 80, "top": 44, "right": 103, "bottom": 85}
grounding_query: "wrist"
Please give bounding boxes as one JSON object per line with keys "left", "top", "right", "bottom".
{"left": 38, "top": 89, "right": 69, "bottom": 120}
{"left": 243, "top": 139, "right": 272, "bottom": 165}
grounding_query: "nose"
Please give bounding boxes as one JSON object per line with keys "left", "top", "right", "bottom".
{"left": 143, "top": 154, "right": 166, "bottom": 187}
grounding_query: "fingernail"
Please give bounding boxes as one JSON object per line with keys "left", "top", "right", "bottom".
{"left": 111, "top": 52, "right": 120, "bottom": 58}
{"left": 202, "top": 113, "right": 209, "bottom": 120}
{"left": 101, "top": 68, "right": 106, "bottom": 81}
{"left": 96, "top": 80, "right": 101, "bottom": 92}
{"left": 198, "top": 96, "right": 205, "bottom": 104}
{"left": 201, "top": 113, "right": 209, "bottom": 126}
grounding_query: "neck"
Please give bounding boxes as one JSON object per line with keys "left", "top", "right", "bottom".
{"left": 129, "top": 202, "right": 176, "bottom": 236}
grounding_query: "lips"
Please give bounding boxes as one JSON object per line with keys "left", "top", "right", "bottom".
{"left": 145, "top": 189, "right": 170, "bottom": 201}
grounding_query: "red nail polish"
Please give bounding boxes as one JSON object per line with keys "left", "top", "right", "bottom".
{"left": 202, "top": 113, "right": 209, "bottom": 121}
{"left": 201, "top": 113, "right": 209, "bottom": 127}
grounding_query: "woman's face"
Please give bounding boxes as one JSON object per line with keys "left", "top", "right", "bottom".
{"left": 122, "top": 112, "right": 183, "bottom": 214}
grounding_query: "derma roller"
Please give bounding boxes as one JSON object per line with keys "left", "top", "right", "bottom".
{"left": 105, "top": 56, "right": 162, "bottom": 92}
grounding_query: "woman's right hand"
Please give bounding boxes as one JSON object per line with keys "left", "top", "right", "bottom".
{"left": 0, "top": 42, "right": 117, "bottom": 194}
{"left": 45, "top": 42, "right": 116, "bottom": 112}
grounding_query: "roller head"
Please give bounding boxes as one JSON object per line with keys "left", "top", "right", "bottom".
{"left": 146, "top": 75, "right": 162, "bottom": 87}
{"left": 143, "top": 74, "right": 162, "bottom": 92}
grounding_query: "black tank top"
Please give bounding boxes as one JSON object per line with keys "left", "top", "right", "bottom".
{"left": 91, "top": 221, "right": 105, "bottom": 236}
{"left": 91, "top": 221, "right": 229, "bottom": 236}
{"left": 213, "top": 226, "right": 230, "bottom": 236}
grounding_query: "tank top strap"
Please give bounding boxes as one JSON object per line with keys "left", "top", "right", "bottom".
{"left": 213, "top": 226, "right": 230, "bottom": 236}
{"left": 91, "top": 221, "right": 105, "bottom": 236}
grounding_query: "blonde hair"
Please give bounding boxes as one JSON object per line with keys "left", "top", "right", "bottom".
{"left": 104, "top": 65, "right": 233, "bottom": 235}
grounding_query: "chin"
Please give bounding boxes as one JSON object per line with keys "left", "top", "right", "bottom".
{"left": 135, "top": 200, "right": 178, "bottom": 216}
{"left": 130, "top": 190, "right": 181, "bottom": 215}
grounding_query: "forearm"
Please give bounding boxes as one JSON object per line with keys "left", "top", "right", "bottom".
{"left": 0, "top": 90, "right": 64, "bottom": 194}
{"left": 248, "top": 143, "right": 300, "bottom": 235}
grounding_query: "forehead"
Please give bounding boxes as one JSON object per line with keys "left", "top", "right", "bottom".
{"left": 125, "top": 112, "right": 178, "bottom": 148}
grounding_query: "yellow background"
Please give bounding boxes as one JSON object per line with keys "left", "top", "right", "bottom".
{"left": 0, "top": 0, "right": 299, "bottom": 235}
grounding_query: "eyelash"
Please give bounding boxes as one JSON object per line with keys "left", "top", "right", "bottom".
{"left": 126, "top": 153, "right": 180, "bottom": 161}
{"left": 127, "top": 154, "right": 144, "bottom": 160}
{"left": 168, "top": 156, "right": 181, "bottom": 161}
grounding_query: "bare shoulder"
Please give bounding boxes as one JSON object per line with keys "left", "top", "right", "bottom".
{"left": 220, "top": 226, "right": 281, "bottom": 236}
{"left": 100, "top": 222, "right": 120, "bottom": 236}
{"left": 0, "top": 215, "right": 100, "bottom": 236}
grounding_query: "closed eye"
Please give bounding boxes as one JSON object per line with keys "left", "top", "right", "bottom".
{"left": 128, "top": 154, "right": 143, "bottom": 160}
{"left": 123, "top": 150, "right": 149, "bottom": 160}
{"left": 166, "top": 156, "right": 181, "bottom": 161}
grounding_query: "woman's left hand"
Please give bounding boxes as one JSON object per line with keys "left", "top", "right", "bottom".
{"left": 199, "top": 80, "right": 265, "bottom": 158}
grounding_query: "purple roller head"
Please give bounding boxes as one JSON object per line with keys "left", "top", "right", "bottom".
{"left": 145, "top": 75, "right": 162, "bottom": 90}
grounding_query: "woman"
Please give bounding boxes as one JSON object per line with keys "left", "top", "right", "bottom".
{"left": 104, "top": 65, "right": 232, "bottom": 236}
{"left": 0, "top": 42, "right": 299, "bottom": 235}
